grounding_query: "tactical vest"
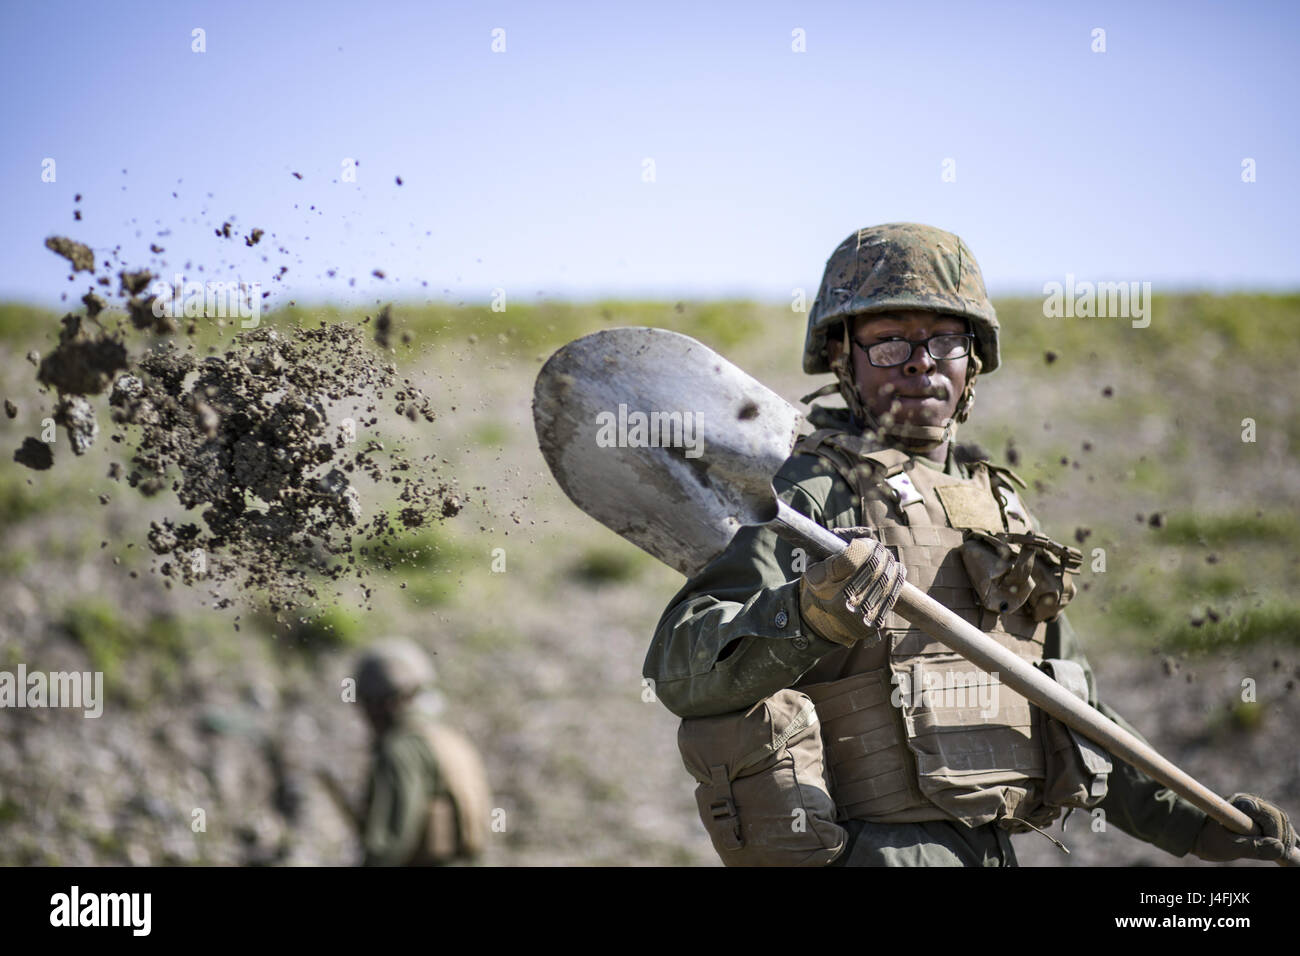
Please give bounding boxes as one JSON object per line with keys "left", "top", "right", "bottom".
{"left": 791, "top": 428, "right": 1067, "bottom": 832}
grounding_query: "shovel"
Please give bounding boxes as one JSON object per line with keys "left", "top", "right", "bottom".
{"left": 532, "top": 325, "right": 1299, "bottom": 867}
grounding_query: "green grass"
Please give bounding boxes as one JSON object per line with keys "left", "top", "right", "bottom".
{"left": 1163, "top": 601, "right": 1300, "bottom": 654}
{"left": 399, "top": 572, "right": 460, "bottom": 608}
{"left": 0, "top": 547, "right": 33, "bottom": 574}
{"left": 568, "top": 545, "right": 646, "bottom": 584}
{"left": 358, "top": 524, "right": 471, "bottom": 573}
{"left": 469, "top": 420, "right": 510, "bottom": 448}
{"left": 0, "top": 302, "right": 54, "bottom": 341}
{"left": 5, "top": 292, "right": 1297, "bottom": 359}
{"left": 1155, "top": 511, "right": 1300, "bottom": 548}
{"left": 58, "top": 600, "right": 193, "bottom": 699}
{"left": 279, "top": 602, "right": 368, "bottom": 652}
{"left": 2, "top": 297, "right": 773, "bottom": 363}
{"left": 992, "top": 293, "right": 1300, "bottom": 366}
{"left": 0, "top": 796, "right": 20, "bottom": 825}
{"left": 0, "top": 472, "right": 68, "bottom": 528}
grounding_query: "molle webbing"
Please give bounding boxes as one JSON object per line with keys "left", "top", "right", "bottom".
{"left": 792, "top": 429, "right": 1051, "bottom": 828}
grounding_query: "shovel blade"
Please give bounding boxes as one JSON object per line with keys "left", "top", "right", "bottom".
{"left": 532, "top": 327, "right": 803, "bottom": 576}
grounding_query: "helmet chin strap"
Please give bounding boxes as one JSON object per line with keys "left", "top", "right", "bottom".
{"left": 809, "top": 322, "right": 979, "bottom": 453}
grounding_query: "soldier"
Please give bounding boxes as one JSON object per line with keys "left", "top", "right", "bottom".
{"left": 645, "top": 223, "right": 1296, "bottom": 867}
{"left": 351, "top": 638, "right": 492, "bottom": 866}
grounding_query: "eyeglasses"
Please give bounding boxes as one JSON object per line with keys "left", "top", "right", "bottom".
{"left": 853, "top": 332, "right": 973, "bottom": 368}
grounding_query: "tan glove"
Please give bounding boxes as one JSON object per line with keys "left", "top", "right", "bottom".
{"left": 799, "top": 530, "right": 906, "bottom": 647}
{"left": 1192, "top": 793, "right": 1296, "bottom": 863}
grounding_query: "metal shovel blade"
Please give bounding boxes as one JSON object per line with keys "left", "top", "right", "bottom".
{"left": 532, "top": 326, "right": 802, "bottom": 576}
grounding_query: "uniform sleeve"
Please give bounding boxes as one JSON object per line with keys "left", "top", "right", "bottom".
{"left": 643, "top": 458, "right": 852, "bottom": 719}
{"left": 361, "top": 733, "right": 433, "bottom": 866}
{"left": 1046, "top": 611, "right": 1208, "bottom": 857}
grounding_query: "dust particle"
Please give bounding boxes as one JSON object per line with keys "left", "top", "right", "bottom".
{"left": 55, "top": 395, "right": 99, "bottom": 455}
{"left": 14, "top": 437, "right": 53, "bottom": 470}
{"left": 120, "top": 269, "right": 153, "bottom": 295}
{"left": 374, "top": 304, "right": 393, "bottom": 349}
{"left": 82, "top": 291, "right": 106, "bottom": 317}
{"left": 45, "top": 236, "right": 96, "bottom": 273}
{"left": 37, "top": 315, "right": 129, "bottom": 395}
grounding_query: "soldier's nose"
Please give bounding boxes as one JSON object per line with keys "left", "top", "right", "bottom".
{"left": 904, "top": 343, "right": 936, "bottom": 375}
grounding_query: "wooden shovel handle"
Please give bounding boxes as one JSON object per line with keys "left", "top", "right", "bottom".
{"left": 774, "top": 500, "right": 1300, "bottom": 867}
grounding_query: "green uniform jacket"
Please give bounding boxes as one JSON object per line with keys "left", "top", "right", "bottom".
{"left": 643, "top": 409, "right": 1208, "bottom": 864}
{"left": 361, "top": 713, "right": 442, "bottom": 867}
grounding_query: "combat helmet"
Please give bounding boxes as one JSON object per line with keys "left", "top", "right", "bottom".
{"left": 803, "top": 223, "right": 1000, "bottom": 375}
{"left": 802, "top": 223, "right": 1000, "bottom": 448}
{"left": 355, "top": 637, "right": 438, "bottom": 704}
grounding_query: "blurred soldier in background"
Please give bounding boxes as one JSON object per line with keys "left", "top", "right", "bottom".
{"left": 347, "top": 638, "right": 492, "bottom": 866}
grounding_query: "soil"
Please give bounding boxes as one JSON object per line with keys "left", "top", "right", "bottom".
{"left": 21, "top": 220, "right": 460, "bottom": 616}
{"left": 44, "top": 236, "right": 95, "bottom": 273}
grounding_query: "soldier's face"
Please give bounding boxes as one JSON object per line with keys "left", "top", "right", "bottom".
{"left": 846, "top": 311, "right": 970, "bottom": 427}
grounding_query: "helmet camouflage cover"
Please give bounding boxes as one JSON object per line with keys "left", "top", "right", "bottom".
{"left": 803, "top": 223, "right": 1000, "bottom": 375}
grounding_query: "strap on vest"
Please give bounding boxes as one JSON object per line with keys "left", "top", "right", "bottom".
{"left": 793, "top": 428, "right": 839, "bottom": 457}
{"left": 986, "top": 462, "right": 1028, "bottom": 489}
{"left": 860, "top": 447, "right": 910, "bottom": 477}
{"left": 1004, "top": 813, "right": 1070, "bottom": 855}
{"left": 707, "top": 764, "right": 743, "bottom": 850}
{"left": 795, "top": 432, "right": 935, "bottom": 527}
{"left": 861, "top": 449, "right": 935, "bottom": 527}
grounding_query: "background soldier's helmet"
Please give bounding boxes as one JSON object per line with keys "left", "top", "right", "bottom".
{"left": 803, "top": 222, "right": 1001, "bottom": 375}
{"left": 355, "top": 638, "right": 437, "bottom": 703}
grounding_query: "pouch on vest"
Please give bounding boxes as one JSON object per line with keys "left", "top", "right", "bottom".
{"left": 959, "top": 530, "right": 1082, "bottom": 623}
{"left": 1035, "top": 659, "right": 1112, "bottom": 811}
{"left": 677, "top": 689, "right": 847, "bottom": 867}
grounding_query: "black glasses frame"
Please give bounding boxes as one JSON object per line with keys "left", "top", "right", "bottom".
{"left": 852, "top": 332, "right": 974, "bottom": 368}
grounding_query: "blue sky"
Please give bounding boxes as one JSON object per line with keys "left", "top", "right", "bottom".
{"left": 2, "top": 0, "right": 1297, "bottom": 309}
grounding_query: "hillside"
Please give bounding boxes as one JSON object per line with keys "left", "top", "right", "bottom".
{"left": 1, "top": 294, "right": 1297, "bottom": 866}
